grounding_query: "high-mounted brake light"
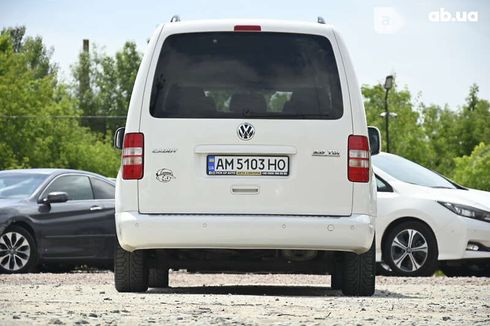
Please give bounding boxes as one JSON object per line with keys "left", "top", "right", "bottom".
{"left": 348, "top": 135, "right": 370, "bottom": 183}
{"left": 234, "top": 25, "right": 261, "bottom": 32}
{"left": 122, "top": 133, "right": 144, "bottom": 180}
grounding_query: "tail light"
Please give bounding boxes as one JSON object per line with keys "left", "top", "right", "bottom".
{"left": 348, "top": 135, "right": 370, "bottom": 183}
{"left": 122, "top": 133, "right": 144, "bottom": 180}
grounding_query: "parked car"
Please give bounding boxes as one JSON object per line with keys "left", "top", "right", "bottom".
{"left": 373, "top": 153, "right": 490, "bottom": 276}
{"left": 113, "top": 18, "right": 378, "bottom": 296}
{"left": 0, "top": 169, "right": 116, "bottom": 273}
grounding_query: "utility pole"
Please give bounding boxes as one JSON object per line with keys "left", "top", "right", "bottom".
{"left": 83, "top": 39, "right": 89, "bottom": 53}
{"left": 80, "top": 39, "right": 90, "bottom": 97}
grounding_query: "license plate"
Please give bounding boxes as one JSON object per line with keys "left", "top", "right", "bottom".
{"left": 207, "top": 155, "right": 289, "bottom": 176}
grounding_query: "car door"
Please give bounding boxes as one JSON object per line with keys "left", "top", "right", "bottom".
{"left": 88, "top": 177, "right": 116, "bottom": 260}
{"left": 35, "top": 174, "right": 111, "bottom": 260}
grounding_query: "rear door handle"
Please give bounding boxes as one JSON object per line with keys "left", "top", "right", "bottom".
{"left": 90, "top": 205, "right": 103, "bottom": 211}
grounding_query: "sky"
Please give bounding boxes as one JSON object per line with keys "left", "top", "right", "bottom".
{"left": 1, "top": 0, "right": 489, "bottom": 109}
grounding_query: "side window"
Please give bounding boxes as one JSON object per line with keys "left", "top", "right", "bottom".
{"left": 43, "top": 175, "right": 94, "bottom": 201}
{"left": 376, "top": 176, "right": 393, "bottom": 192}
{"left": 91, "top": 178, "right": 115, "bottom": 199}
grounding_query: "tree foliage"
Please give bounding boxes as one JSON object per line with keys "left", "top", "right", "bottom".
{"left": 72, "top": 41, "right": 142, "bottom": 133}
{"left": 0, "top": 27, "right": 119, "bottom": 177}
{"left": 363, "top": 82, "right": 490, "bottom": 190}
{"left": 453, "top": 143, "right": 490, "bottom": 191}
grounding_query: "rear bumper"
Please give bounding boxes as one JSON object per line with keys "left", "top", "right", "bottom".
{"left": 116, "top": 212, "right": 375, "bottom": 254}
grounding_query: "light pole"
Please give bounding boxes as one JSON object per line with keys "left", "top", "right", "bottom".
{"left": 380, "top": 112, "right": 397, "bottom": 152}
{"left": 383, "top": 75, "right": 394, "bottom": 153}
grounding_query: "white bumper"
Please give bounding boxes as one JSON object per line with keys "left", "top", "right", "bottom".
{"left": 461, "top": 217, "right": 490, "bottom": 260}
{"left": 439, "top": 216, "right": 490, "bottom": 261}
{"left": 116, "top": 212, "right": 375, "bottom": 254}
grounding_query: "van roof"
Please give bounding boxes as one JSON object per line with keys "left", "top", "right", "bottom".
{"left": 160, "top": 18, "right": 336, "bottom": 35}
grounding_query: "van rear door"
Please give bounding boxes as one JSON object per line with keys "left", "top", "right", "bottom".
{"left": 137, "top": 30, "right": 354, "bottom": 215}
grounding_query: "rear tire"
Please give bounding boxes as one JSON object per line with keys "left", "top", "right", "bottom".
{"left": 148, "top": 267, "right": 169, "bottom": 288}
{"left": 341, "top": 240, "right": 375, "bottom": 296}
{"left": 114, "top": 243, "right": 148, "bottom": 292}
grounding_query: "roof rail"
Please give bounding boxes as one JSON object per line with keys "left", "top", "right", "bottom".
{"left": 170, "top": 15, "right": 181, "bottom": 22}
{"left": 317, "top": 16, "right": 325, "bottom": 24}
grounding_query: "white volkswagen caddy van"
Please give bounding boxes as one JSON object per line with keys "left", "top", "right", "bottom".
{"left": 114, "top": 18, "right": 377, "bottom": 296}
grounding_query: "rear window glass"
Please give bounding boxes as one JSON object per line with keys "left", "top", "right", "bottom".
{"left": 91, "top": 178, "right": 115, "bottom": 199}
{"left": 150, "top": 32, "right": 343, "bottom": 119}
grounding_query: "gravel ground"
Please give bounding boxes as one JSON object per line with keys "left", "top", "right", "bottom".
{"left": 0, "top": 271, "right": 489, "bottom": 325}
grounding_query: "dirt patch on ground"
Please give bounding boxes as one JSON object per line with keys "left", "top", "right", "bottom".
{"left": 0, "top": 272, "right": 489, "bottom": 325}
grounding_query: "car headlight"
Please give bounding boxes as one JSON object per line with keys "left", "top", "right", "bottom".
{"left": 438, "top": 201, "right": 490, "bottom": 223}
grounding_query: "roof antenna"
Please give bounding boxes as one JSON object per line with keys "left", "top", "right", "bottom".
{"left": 170, "top": 15, "right": 181, "bottom": 22}
{"left": 317, "top": 16, "right": 325, "bottom": 24}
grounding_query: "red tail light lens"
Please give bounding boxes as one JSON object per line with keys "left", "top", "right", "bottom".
{"left": 122, "top": 133, "right": 144, "bottom": 180}
{"left": 348, "top": 135, "right": 370, "bottom": 183}
{"left": 234, "top": 25, "right": 261, "bottom": 32}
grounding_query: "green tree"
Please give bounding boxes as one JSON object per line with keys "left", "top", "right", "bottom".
{"left": 453, "top": 143, "right": 490, "bottom": 191}
{"left": 421, "top": 104, "right": 459, "bottom": 175}
{"left": 421, "top": 85, "right": 490, "bottom": 176}
{"left": 72, "top": 41, "right": 142, "bottom": 133}
{"left": 362, "top": 82, "right": 432, "bottom": 167}
{"left": 0, "top": 28, "right": 120, "bottom": 177}
{"left": 72, "top": 46, "right": 98, "bottom": 131}
{"left": 2, "top": 26, "right": 56, "bottom": 79}
{"left": 457, "top": 85, "right": 490, "bottom": 156}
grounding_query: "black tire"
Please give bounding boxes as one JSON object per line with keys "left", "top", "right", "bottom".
{"left": 0, "top": 225, "right": 38, "bottom": 274}
{"left": 148, "top": 267, "right": 169, "bottom": 288}
{"left": 114, "top": 243, "right": 148, "bottom": 292}
{"left": 341, "top": 240, "right": 376, "bottom": 296}
{"left": 383, "top": 221, "right": 438, "bottom": 277}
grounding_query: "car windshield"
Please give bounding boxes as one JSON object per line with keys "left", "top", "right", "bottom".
{"left": 150, "top": 32, "right": 343, "bottom": 119}
{"left": 372, "top": 154, "right": 456, "bottom": 189}
{"left": 0, "top": 173, "right": 48, "bottom": 199}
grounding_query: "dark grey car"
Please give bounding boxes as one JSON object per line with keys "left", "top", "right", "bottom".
{"left": 0, "top": 169, "right": 116, "bottom": 273}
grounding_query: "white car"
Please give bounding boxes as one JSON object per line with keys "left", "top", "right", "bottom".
{"left": 373, "top": 152, "right": 490, "bottom": 276}
{"left": 113, "top": 18, "right": 377, "bottom": 295}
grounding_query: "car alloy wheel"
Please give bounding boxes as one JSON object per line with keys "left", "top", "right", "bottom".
{"left": 390, "top": 228, "right": 428, "bottom": 273}
{"left": 0, "top": 231, "right": 31, "bottom": 272}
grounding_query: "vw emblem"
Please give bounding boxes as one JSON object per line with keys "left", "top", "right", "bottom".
{"left": 237, "top": 122, "right": 255, "bottom": 141}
